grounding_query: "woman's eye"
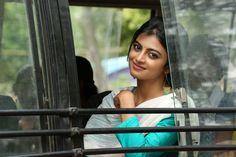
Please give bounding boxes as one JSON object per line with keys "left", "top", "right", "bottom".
{"left": 148, "top": 52, "right": 159, "bottom": 59}
{"left": 133, "top": 43, "right": 141, "bottom": 51}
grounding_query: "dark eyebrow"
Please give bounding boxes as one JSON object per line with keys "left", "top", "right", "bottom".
{"left": 147, "top": 48, "right": 161, "bottom": 56}
{"left": 133, "top": 41, "right": 141, "bottom": 46}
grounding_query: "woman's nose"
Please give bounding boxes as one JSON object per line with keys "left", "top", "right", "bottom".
{"left": 136, "top": 51, "right": 145, "bottom": 62}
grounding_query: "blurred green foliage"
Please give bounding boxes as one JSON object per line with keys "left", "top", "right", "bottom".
{"left": 120, "top": 9, "right": 150, "bottom": 56}
{"left": 0, "top": 2, "right": 29, "bottom": 95}
{"left": 70, "top": 7, "right": 149, "bottom": 57}
{"left": 2, "top": 3, "right": 28, "bottom": 50}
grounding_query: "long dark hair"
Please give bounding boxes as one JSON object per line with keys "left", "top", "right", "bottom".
{"left": 128, "top": 16, "right": 171, "bottom": 87}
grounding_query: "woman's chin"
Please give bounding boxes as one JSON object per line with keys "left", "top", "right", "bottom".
{"left": 130, "top": 72, "right": 138, "bottom": 78}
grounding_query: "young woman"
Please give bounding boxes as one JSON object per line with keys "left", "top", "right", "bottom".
{"left": 84, "top": 16, "right": 178, "bottom": 157}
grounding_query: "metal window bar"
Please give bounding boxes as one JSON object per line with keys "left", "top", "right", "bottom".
{"left": 1, "top": 107, "right": 236, "bottom": 116}
{"left": 81, "top": 145, "right": 236, "bottom": 155}
{"left": 1, "top": 126, "right": 236, "bottom": 138}
{"left": 24, "top": 0, "right": 50, "bottom": 151}
{"left": 1, "top": 107, "right": 236, "bottom": 156}
{"left": 9, "top": 145, "right": 236, "bottom": 157}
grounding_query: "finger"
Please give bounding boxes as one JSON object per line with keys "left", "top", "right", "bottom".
{"left": 113, "top": 97, "right": 120, "bottom": 108}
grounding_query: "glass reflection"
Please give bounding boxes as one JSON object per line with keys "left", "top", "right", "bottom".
{"left": 161, "top": 0, "right": 236, "bottom": 156}
{"left": 0, "top": 0, "right": 41, "bottom": 155}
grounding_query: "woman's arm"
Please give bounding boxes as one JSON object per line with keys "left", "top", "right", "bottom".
{"left": 115, "top": 115, "right": 177, "bottom": 157}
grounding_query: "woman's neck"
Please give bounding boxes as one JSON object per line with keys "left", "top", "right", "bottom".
{"left": 134, "top": 79, "right": 164, "bottom": 105}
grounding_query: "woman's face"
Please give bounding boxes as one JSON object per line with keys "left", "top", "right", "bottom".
{"left": 128, "top": 32, "right": 168, "bottom": 82}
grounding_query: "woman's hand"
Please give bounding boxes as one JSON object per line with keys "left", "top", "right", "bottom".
{"left": 114, "top": 90, "right": 135, "bottom": 121}
{"left": 114, "top": 90, "right": 135, "bottom": 108}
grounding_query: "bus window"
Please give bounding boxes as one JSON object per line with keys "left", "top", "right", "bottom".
{"left": 0, "top": 0, "right": 42, "bottom": 156}
{"left": 69, "top": 7, "right": 151, "bottom": 92}
{"left": 2, "top": 0, "right": 235, "bottom": 156}
{"left": 161, "top": 0, "right": 236, "bottom": 156}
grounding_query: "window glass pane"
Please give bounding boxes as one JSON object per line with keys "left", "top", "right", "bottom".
{"left": 70, "top": 7, "right": 150, "bottom": 92}
{"left": 0, "top": 0, "right": 41, "bottom": 155}
{"left": 161, "top": 0, "right": 236, "bottom": 156}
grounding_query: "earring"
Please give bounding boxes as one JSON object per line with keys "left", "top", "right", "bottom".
{"left": 163, "top": 73, "right": 171, "bottom": 95}
{"left": 163, "top": 86, "right": 171, "bottom": 95}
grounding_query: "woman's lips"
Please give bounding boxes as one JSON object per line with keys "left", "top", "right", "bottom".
{"left": 132, "top": 62, "right": 145, "bottom": 71}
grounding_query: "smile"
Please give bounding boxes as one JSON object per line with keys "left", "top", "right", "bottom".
{"left": 132, "top": 62, "right": 145, "bottom": 71}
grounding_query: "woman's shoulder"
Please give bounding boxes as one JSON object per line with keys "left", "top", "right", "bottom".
{"left": 96, "top": 86, "right": 134, "bottom": 107}
{"left": 98, "top": 86, "right": 136, "bottom": 108}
